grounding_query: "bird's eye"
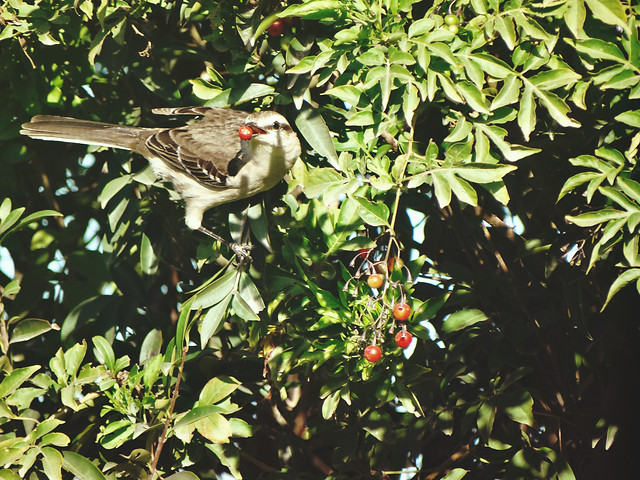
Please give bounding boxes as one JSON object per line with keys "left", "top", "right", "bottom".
{"left": 273, "top": 121, "right": 280, "bottom": 130}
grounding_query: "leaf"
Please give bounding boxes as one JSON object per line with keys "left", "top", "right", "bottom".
{"left": 195, "top": 413, "right": 232, "bottom": 444}
{"left": 456, "top": 81, "right": 491, "bottom": 114}
{"left": 175, "top": 405, "right": 228, "bottom": 427}
{"left": 92, "top": 336, "right": 115, "bottom": 371}
{"left": 454, "top": 164, "right": 517, "bottom": 183}
{"left": 565, "top": 208, "right": 627, "bottom": 227}
{"left": 584, "top": 0, "right": 628, "bottom": 32}
{"left": 601, "top": 268, "right": 640, "bottom": 310}
{"left": 494, "top": 15, "right": 517, "bottom": 50}
{"left": 0, "top": 365, "right": 40, "bottom": 397}
{"left": 431, "top": 171, "right": 452, "bottom": 208}
{"left": 517, "top": 83, "right": 536, "bottom": 141}
{"left": 564, "top": 0, "right": 587, "bottom": 38}
{"left": 447, "top": 172, "right": 478, "bottom": 206}
{"left": 469, "top": 53, "right": 513, "bottom": 78}
{"left": 191, "top": 271, "right": 236, "bottom": 310}
{"left": 304, "top": 167, "right": 347, "bottom": 198}
{"left": 139, "top": 329, "right": 162, "bottom": 364}
{"left": 570, "top": 38, "right": 626, "bottom": 62}
{"left": 352, "top": 197, "right": 390, "bottom": 227}
{"left": 614, "top": 110, "right": 640, "bottom": 128}
{"left": 442, "top": 469, "right": 468, "bottom": 480}
{"left": 99, "top": 175, "right": 132, "bottom": 208}
{"left": 502, "top": 389, "right": 534, "bottom": 426}
{"left": 326, "top": 197, "right": 362, "bottom": 255}
{"left": 321, "top": 389, "right": 340, "bottom": 419}
{"left": 206, "top": 84, "right": 275, "bottom": 107}
{"left": 491, "top": 75, "right": 522, "bottom": 110}
{"left": 323, "top": 85, "right": 363, "bottom": 107}
{"left": 200, "top": 294, "right": 232, "bottom": 349}
{"left": 199, "top": 376, "right": 240, "bottom": 405}
{"left": 140, "top": 233, "right": 158, "bottom": 275}
{"left": 62, "top": 451, "right": 108, "bottom": 480}
{"left": 529, "top": 84, "right": 581, "bottom": 128}
{"left": 442, "top": 309, "right": 488, "bottom": 333}
{"left": 296, "top": 109, "right": 339, "bottom": 168}
{"left": 528, "top": 69, "right": 582, "bottom": 90}
{"left": 9, "top": 318, "right": 55, "bottom": 344}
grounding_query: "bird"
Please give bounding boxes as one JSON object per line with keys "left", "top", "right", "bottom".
{"left": 21, "top": 106, "right": 302, "bottom": 259}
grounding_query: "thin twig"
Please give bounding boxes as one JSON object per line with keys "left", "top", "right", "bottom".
{"left": 150, "top": 345, "right": 188, "bottom": 479}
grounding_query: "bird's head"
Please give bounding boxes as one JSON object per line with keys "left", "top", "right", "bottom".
{"left": 242, "top": 111, "right": 301, "bottom": 164}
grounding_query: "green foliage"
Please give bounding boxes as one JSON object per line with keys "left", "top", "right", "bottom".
{"left": 1, "top": 0, "right": 640, "bottom": 478}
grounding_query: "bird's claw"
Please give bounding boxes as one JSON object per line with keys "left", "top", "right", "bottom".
{"left": 230, "top": 243, "right": 254, "bottom": 262}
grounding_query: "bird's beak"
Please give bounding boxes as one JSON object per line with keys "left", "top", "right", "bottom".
{"left": 247, "top": 123, "right": 267, "bottom": 135}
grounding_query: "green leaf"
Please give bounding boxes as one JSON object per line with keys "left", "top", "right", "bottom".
{"left": 565, "top": 208, "right": 627, "bottom": 227}
{"left": 352, "top": 197, "right": 390, "bottom": 227}
{"left": 564, "top": 0, "right": 587, "bottom": 38}
{"left": 456, "top": 81, "right": 491, "bottom": 114}
{"left": 195, "top": 412, "right": 232, "bottom": 444}
{"left": 454, "top": 164, "right": 517, "bottom": 183}
{"left": 140, "top": 329, "right": 162, "bottom": 364}
{"left": 491, "top": 75, "right": 522, "bottom": 110}
{"left": 431, "top": 171, "right": 452, "bottom": 208}
{"left": 92, "top": 336, "right": 115, "bottom": 371}
{"left": 9, "top": 318, "right": 55, "bottom": 344}
{"left": 442, "top": 309, "right": 488, "bottom": 333}
{"left": 584, "top": 0, "right": 628, "bottom": 32}
{"left": 358, "top": 46, "right": 386, "bottom": 66}
{"left": 529, "top": 84, "right": 581, "bottom": 128}
{"left": 502, "top": 389, "right": 534, "bottom": 426}
{"left": 175, "top": 405, "right": 228, "bottom": 427}
{"left": 321, "top": 389, "right": 340, "bottom": 419}
{"left": 323, "top": 85, "right": 363, "bottom": 107}
{"left": 469, "top": 53, "right": 513, "bottom": 78}
{"left": 517, "top": 83, "right": 536, "bottom": 141}
{"left": 191, "top": 271, "right": 236, "bottom": 310}
{"left": 528, "top": 69, "right": 582, "bottom": 90}
{"left": 62, "top": 451, "right": 108, "bottom": 480}
{"left": 570, "top": 38, "right": 626, "bottom": 62}
{"left": 206, "top": 84, "right": 275, "bottom": 107}
{"left": 200, "top": 294, "right": 232, "bottom": 349}
{"left": 140, "top": 233, "right": 158, "bottom": 275}
{"left": 447, "top": 172, "right": 478, "bottom": 206}
{"left": 2, "top": 279, "right": 20, "bottom": 297}
{"left": 99, "top": 175, "right": 132, "bottom": 208}
{"left": 199, "top": 377, "right": 240, "bottom": 405}
{"left": 0, "top": 365, "right": 40, "bottom": 398}
{"left": 601, "top": 268, "right": 640, "bottom": 310}
{"left": 494, "top": 15, "right": 517, "bottom": 50}
{"left": 442, "top": 469, "right": 468, "bottom": 480}
{"left": 295, "top": 109, "right": 339, "bottom": 168}
{"left": 614, "top": 110, "right": 640, "bottom": 127}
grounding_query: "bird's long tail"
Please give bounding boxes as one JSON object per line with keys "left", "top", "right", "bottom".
{"left": 21, "top": 115, "right": 146, "bottom": 151}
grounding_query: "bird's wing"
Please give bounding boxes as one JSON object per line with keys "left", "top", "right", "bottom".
{"left": 145, "top": 114, "right": 247, "bottom": 189}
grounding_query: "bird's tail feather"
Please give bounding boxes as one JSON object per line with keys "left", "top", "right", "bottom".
{"left": 21, "top": 115, "right": 145, "bottom": 151}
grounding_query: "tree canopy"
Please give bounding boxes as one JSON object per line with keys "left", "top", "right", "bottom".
{"left": 1, "top": 0, "right": 640, "bottom": 479}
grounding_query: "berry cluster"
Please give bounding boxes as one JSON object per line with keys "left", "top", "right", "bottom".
{"left": 352, "top": 249, "right": 416, "bottom": 364}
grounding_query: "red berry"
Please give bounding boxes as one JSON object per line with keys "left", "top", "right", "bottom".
{"left": 393, "top": 303, "right": 411, "bottom": 321}
{"left": 367, "top": 274, "right": 383, "bottom": 289}
{"left": 364, "top": 345, "right": 382, "bottom": 362}
{"left": 395, "top": 330, "right": 413, "bottom": 349}
{"left": 238, "top": 126, "right": 253, "bottom": 140}
{"left": 268, "top": 19, "right": 285, "bottom": 36}
{"left": 357, "top": 248, "right": 371, "bottom": 259}
{"left": 387, "top": 257, "right": 404, "bottom": 271}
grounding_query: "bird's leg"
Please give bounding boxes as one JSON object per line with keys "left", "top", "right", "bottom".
{"left": 197, "top": 226, "right": 254, "bottom": 261}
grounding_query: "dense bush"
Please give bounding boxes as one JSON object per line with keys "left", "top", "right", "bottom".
{"left": 1, "top": 0, "right": 639, "bottom": 478}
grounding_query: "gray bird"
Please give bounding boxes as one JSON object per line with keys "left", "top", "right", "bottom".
{"left": 21, "top": 107, "right": 302, "bottom": 259}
